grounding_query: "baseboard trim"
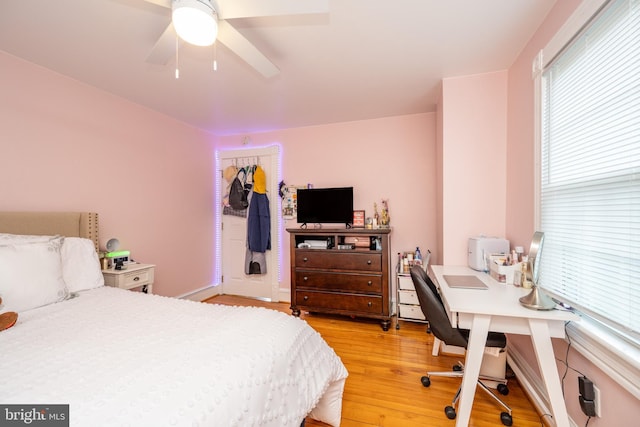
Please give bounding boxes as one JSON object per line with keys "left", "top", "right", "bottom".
{"left": 178, "top": 284, "right": 222, "bottom": 302}
{"left": 278, "top": 289, "right": 291, "bottom": 303}
{"left": 508, "top": 346, "right": 578, "bottom": 427}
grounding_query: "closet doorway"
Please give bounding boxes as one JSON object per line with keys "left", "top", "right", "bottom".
{"left": 217, "top": 145, "right": 281, "bottom": 301}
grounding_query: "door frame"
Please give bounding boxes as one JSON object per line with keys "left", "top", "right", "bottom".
{"left": 215, "top": 145, "right": 281, "bottom": 301}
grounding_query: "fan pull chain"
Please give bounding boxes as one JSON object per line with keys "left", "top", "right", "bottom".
{"left": 175, "top": 36, "right": 180, "bottom": 79}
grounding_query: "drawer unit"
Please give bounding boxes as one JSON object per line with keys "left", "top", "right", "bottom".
{"left": 288, "top": 228, "right": 392, "bottom": 331}
{"left": 102, "top": 263, "right": 155, "bottom": 294}
{"left": 396, "top": 271, "right": 428, "bottom": 327}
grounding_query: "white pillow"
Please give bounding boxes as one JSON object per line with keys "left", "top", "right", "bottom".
{"left": 61, "top": 237, "right": 104, "bottom": 292}
{"left": 0, "top": 233, "right": 57, "bottom": 244}
{"left": 0, "top": 237, "right": 68, "bottom": 313}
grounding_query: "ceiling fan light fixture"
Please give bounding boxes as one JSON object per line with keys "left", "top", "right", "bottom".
{"left": 172, "top": 0, "right": 218, "bottom": 47}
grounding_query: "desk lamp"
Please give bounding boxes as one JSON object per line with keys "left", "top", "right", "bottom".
{"left": 519, "top": 231, "right": 556, "bottom": 310}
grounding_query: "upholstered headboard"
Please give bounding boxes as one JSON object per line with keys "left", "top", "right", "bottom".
{"left": 0, "top": 212, "right": 99, "bottom": 251}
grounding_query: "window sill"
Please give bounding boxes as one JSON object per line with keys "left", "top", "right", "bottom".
{"left": 566, "top": 314, "right": 640, "bottom": 399}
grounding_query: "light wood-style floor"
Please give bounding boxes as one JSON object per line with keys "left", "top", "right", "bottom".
{"left": 205, "top": 295, "right": 544, "bottom": 427}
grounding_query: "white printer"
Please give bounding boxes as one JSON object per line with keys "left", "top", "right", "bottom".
{"left": 468, "top": 236, "right": 510, "bottom": 271}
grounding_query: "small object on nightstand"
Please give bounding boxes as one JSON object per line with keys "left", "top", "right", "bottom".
{"left": 102, "top": 263, "right": 155, "bottom": 294}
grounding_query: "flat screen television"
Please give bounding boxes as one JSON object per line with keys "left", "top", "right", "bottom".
{"left": 296, "top": 187, "right": 354, "bottom": 227}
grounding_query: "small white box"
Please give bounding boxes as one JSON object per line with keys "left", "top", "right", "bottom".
{"left": 480, "top": 349, "right": 508, "bottom": 388}
{"left": 490, "top": 261, "right": 523, "bottom": 285}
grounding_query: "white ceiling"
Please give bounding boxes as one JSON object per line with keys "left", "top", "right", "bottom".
{"left": 0, "top": 0, "right": 556, "bottom": 136}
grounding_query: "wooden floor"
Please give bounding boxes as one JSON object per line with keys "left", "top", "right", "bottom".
{"left": 205, "top": 295, "right": 544, "bottom": 427}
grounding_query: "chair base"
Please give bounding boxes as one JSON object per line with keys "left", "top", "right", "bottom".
{"left": 421, "top": 361, "right": 513, "bottom": 426}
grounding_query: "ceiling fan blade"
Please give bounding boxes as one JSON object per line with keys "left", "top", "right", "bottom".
{"left": 216, "top": 20, "right": 279, "bottom": 78}
{"left": 141, "top": 0, "right": 171, "bottom": 8}
{"left": 146, "top": 22, "right": 181, "bottom": 65}
{"left": 217, "top": 0, "right": 329, "bottom": 19}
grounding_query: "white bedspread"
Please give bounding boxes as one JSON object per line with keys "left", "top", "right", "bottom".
{"left": 0, "top": 287, "right": 348, "bottom": 426}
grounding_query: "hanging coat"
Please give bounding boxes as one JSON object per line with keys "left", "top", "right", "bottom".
{"left": 247, "top": 166, "right": 270, "bottom": 252}
{"left": 245, "top": 166, "right": 270, "bottom": 274}
{"left": 247, "top": 192, "right": 270, "bottom": 252}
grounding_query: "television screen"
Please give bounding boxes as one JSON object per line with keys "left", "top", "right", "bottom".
{"left": 296, "top": 187, "right": 354, "bottom": 226}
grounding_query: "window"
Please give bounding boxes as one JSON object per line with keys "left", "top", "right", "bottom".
{"left": 539, "top": 0, "right": 640, "bottom": 343}
{"left": 534, "top": 0, "right": 640, "bottom": 395}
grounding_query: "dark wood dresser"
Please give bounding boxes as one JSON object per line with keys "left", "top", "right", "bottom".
{"left": 287, "top": 228, "right": 392, "bottom": 330}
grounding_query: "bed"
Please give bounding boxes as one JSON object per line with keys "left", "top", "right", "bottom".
{"left": 0, "top": 212, "right": 348, "bottom": 427}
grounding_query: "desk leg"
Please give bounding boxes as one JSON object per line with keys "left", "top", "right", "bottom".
{"left": 455, "top": 314, "right": 491, "bottom": 427}
{"left": 529, "top": 318, "right": 570, "bottom": 427}
{"left": 432, "top": 337, "right": 441, "bottom": 356}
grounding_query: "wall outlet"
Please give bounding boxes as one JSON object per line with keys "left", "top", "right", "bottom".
{"left": 579, "top": 396, "right": 596, "bottom": 417}
{"left": 579, "top": 376, "right": 595, "bottom": 400}
{"left": 578, "top": 376, "right": 601, "bottom": 418}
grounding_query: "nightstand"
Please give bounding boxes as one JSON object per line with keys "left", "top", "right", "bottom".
{"left": 102, "top": 263, "right": 155, "bottom": 294}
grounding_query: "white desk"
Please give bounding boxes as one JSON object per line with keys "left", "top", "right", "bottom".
{"left": 429, "top": 265, "right": 578, "bottom": 427}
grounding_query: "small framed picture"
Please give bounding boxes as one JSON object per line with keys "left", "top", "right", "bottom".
{"left": 352, "top": 210, "right": 365, "bottom": 228}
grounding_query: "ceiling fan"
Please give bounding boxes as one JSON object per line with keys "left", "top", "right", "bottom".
{"left": 141, "top": 0, "right": 329, "bottom": 78}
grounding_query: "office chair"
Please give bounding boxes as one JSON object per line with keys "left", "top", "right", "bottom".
{"left": 410, "top": 266, "right": 513, "bottom": 426}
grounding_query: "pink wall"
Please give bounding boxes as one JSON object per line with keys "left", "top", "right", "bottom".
{"left": 0, "top": 51, "right": 217, "bottom": 297}
{"left": 0, "top": 49, "right": 437, "bottom": 298}
{"left": 435, "top": 87, "right": 444, "bottom": 267}
{"left": 506, "top": 1, "right": 640, "bottom": 425}
{"left": 440, "top": 71, "right": 508, "bottom": 264}
{"left": 217, "top": 113, "right": 438, "bottom": 290}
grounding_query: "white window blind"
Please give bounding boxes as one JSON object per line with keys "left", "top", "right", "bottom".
{"left": 540, "top": 0, "right": 640, "bottom": 342}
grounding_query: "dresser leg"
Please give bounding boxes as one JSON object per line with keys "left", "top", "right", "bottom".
{"left": 381, "top": 319, "right": 390, "bottom": 331}
{"left": 291, "top": 308, "right": 301, "bottom": 317}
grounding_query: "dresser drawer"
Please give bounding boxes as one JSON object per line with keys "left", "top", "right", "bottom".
{"left": 398, "top": 275, "right": 415, "bottom": 290}
{"left": 103, "top": 266, "right": 154, "bottom": 290}
{"left": 398, "top": 289, "right": 420, "bottom": 305}
{"left": 296, "top": 250, "right": 382, "bottom": 271}
{"left": 295, "top": 271, "right": 382, "bottom": 293}
{"left": 399, "top": 304, "right": 426, "bottom": 320}
{"left": 120, "top": 269, "right": 151, "bottom": 287}
{"left": 296, "top": 291, "right": 383, "bottom": 314}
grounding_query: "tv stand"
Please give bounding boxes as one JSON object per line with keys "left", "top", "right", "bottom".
{"left": 287, "top": 228, "right": 392, "bottom": 331}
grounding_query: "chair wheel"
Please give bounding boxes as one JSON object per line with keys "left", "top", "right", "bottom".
{"left": 453, "top": 364, "right": 462, "bottom": 372}
{"left": 421, "top": 376, "right": 431, "bottom": 387}
{"left": 444, "top": 406, "right": 457, "bottom": 420}
{"left": 500, "top": 412, "right": 513, "bottom": 426}
{"left": 497, "top": 383, "right": 509, "bottom": 395}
